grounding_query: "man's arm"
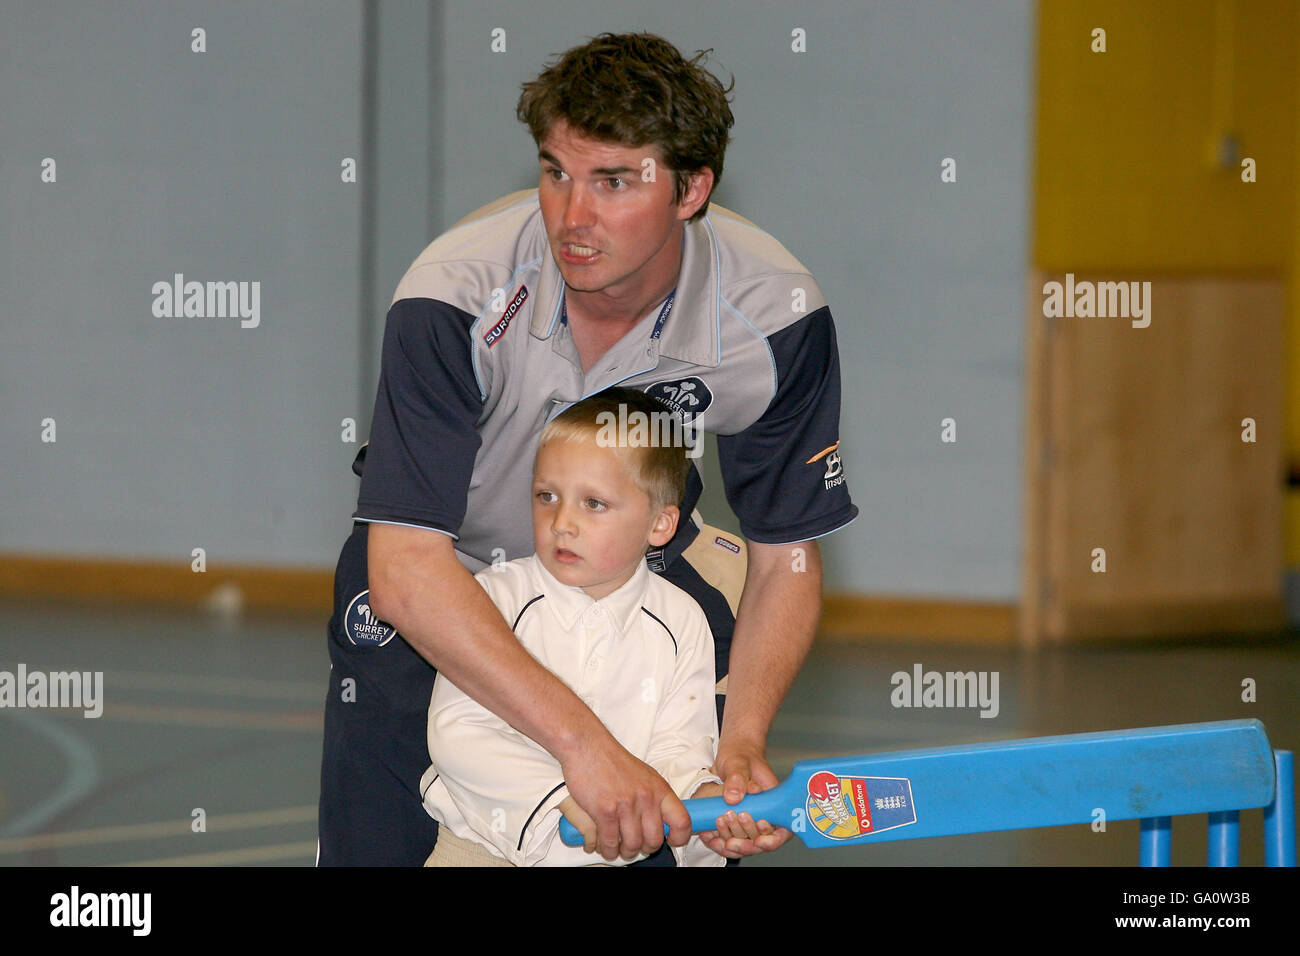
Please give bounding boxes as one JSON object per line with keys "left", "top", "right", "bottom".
{"left": 366, "top": 523, "right": 691, "bottom": 861}
{"left": 703, "top": 537, "right": 823, "bottom": 856}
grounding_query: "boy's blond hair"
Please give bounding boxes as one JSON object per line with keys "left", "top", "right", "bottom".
{"left": 539, "top": 387, "right": 690, "bottom": 512}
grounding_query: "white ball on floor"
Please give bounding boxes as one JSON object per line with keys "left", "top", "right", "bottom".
{"left": 204, "top": 581, "right": 245, "bottom": 617}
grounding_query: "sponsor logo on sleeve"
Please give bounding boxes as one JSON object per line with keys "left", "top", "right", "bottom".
{"left": 805, "top": 440, "right": 844, "bottom": 490}
{"left": 484, "top": 285, "right": 528, "bottom": 348}
{"left": 345, "top": 590, "right": 398, "bottom": 647}
{"left": 806, "top": 771, "right": 916, "bottom": 841}
{"left": 644, "top": 377, "right": 713, "bottom": 420}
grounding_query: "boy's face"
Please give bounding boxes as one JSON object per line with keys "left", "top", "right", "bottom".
{"left": 532, "top": 437, "right": 678, "bottom": 601}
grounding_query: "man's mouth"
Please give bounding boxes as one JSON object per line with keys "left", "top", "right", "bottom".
{"left": 562, "top": 242, "right": 601, "bottom": 263}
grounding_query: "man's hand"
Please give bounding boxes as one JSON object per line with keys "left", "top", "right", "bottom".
{"left": 559, "top": 736, "right": 691, "bottom": 862}
{"left": 698, "top": 743, "right": 794, "bottom": 858}
{"left": 557, "top": 796, "right": 597, "bottom": 854}
{"left": 698, "top": 539, "right": 822, "bottom": 858}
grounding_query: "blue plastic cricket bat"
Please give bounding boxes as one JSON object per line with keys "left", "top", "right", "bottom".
{"left": 559, "top": 719, "right": 1276, "bottom": 849}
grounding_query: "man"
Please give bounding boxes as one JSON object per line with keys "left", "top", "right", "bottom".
{"left": 319, "top": 31, "right": 857, "bottom": 866}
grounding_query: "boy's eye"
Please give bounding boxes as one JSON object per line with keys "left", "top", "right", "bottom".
{"left": 585, "top": 498, "right": 607, "bottom": 511}
{"left": 536, "top": 490, "right": 556, "bottom": 503}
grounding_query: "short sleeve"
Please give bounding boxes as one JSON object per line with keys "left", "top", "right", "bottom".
{"left": 353, "top": 297, "right": 483, "bottom": 535}
{"left": 716, "top": 306, "right": 858, "bottom": 544}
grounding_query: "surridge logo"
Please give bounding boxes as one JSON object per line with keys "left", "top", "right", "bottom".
{"left": 806, "top": 441, "right": 844, "bottom": 489}
{"left": 484, "top": 285, "right": 527, "bottom": 347}
{"left": 345, "top": 590, "right": 397, "bottom": 647}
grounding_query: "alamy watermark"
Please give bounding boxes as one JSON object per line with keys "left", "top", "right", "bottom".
{"left": 1042, "top": 273, "right": 1151, "bottom": 328}
{"left": 891, "top": 663, "right": 999, "bottom": 718}
{"left": 595, "top": 403, "right": 703, "bottom": 458}
{"left": 50, "top": 886, "right": 150, "bottom": 936}
{"left": 0, "top": 665, "right": 103, "bottom": 718}
{"left": 151, "top": 273, "right": 260, "bottom": 328}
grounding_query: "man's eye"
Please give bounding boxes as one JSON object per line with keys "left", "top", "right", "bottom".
{"left": 545, "top": 168, "right": 567, "bottom": 182}
{"left": 606, "top": 178, "right": 626, "bottom": 190}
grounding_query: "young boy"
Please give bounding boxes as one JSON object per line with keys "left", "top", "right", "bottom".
{"left": 419, "top": 387, "right": 729, "bottom": 866}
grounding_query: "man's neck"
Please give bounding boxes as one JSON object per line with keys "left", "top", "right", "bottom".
{"left": 565, "top": 235, "right": 681, "bottom": 327}
{"left": 564, "top": 232, "right": 682, "bottom": 372}
{"left": 565, "top": 277, "right": 675, "bottom": 333}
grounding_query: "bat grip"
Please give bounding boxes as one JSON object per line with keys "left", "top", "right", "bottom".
{"left": 558, "top": 791, "right": 786, "bottom": 848}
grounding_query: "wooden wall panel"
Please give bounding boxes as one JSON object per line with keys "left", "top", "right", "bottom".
{"left": 1023, "top": 273, "right": 1284, "bottom": 643}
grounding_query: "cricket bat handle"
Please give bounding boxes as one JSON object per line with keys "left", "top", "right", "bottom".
{"left": 558, "top": 785, "right": 791, "bottom": 848}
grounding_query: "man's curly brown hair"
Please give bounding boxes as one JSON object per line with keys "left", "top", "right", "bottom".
{"left": 517, "top": 32, "right": 736, "bottom": 223}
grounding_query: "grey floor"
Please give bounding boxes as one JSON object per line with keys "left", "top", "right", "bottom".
{"left": 1, "top": 605, "right": 1295, "bottom": 866}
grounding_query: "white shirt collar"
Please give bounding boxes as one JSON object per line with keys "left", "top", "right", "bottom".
{"left": 525, "top": 552, "right": 652, "bottom": 637}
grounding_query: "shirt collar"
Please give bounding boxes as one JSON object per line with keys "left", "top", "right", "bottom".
{"left": 526, "top": 552, "right": 652, "bottom": 637}
{"left": 530, "top": 204, "right": 721, "bottom": 369}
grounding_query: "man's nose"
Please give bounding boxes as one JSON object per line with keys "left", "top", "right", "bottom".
{"left": 563, "top": 183, "right": 595, "bottom": 230}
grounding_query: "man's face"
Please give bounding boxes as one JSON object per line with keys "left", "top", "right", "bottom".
{"left": 536, "top": 120, "right": 702, "bottom": 297}
{"left": 532, "top": 437, "right": 677, "bottom": 601}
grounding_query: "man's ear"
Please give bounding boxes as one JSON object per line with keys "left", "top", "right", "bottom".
{"left": 647, "top": 505, "right": 680, "bottom": 547}
{"left": 676, "top": 168, "right": 715, "bottom": 221}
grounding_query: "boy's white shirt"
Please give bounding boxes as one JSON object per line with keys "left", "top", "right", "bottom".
{"left": 419, "top": 553, "right": 725, "bottom": 867}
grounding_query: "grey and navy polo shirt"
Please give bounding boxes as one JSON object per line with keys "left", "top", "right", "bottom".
{"left": 353, "top": 188, "right": 857, "bottom": 570}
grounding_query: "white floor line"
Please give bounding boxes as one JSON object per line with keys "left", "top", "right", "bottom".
{"left": 0, "top": 709, "right": 100, "bottom": 838}
{"left": 0, "top": 804, "right": 317, "bottom": 854}
{"left": 0, "top": 663, "right": 323, "bottom": 701}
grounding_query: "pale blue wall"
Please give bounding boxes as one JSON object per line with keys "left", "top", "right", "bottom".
{"left": 1, "top": 0, "right": 1033, "bottom": 600}
{"left": 384, "top": 0, "right": 1036, "bottom": 598}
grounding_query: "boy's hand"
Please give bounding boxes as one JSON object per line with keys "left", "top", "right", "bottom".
{"left": 697, "top": 747, "right": 794, "bottom": 858}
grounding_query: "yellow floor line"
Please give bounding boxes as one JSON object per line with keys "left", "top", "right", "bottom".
{"left": 0, "top": 804, "right": 316, "bottom": 854}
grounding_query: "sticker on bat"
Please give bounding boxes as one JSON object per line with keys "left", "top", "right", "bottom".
{"left": 805, "top": 771, "right": 916, "bottom": 840}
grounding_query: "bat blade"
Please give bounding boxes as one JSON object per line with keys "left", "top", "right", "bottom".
{"left": 558, "top": 719, "right": 1275, "bottom": 850}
